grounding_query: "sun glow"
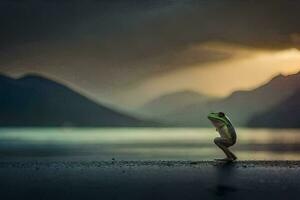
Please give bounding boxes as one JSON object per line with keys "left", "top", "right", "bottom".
{"left": 129, "top": 43, "right": 300, "bottom": 104}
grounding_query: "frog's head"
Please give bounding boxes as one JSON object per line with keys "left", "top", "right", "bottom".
{"left": 207, "top": 112, "right": 230, "bottom": 128}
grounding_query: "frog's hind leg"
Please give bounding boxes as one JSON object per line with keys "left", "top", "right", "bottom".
{"left": 214, "top": 137, "right": 237, "bottom": 160}
{"left": 228, "top": 150, "right": 237, "bottom": 161}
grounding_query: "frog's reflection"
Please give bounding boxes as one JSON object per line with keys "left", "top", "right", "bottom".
{"left": 212, "top": 162, "right": 238, "bottom": 199}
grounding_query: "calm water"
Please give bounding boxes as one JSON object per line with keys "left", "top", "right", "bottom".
{"left": 0, "top": 128, "right": 300, "bottom": 161}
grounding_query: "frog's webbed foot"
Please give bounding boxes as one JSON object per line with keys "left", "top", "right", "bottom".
{"left": 215, "top": 157, "right": 236, "bottom": 162}
{"left": 215, "top": 158, "right": 231, "bottom": 161}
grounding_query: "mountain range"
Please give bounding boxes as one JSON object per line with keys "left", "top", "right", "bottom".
{"left": 1, "top": 71, "right": 299, "bottom": 128}
{"left": 138, "top": 71, "right": 300, "bottom": 127}
{"left": 0, "top": 74, "right": 154, "bottom": 127}
{"left": 248, "top": 88, "right": 300, "bottom": 128}
{"left": 137, "top": 90, "right": 214, "bottom": 118}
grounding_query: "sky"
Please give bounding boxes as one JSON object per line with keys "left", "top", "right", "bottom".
{"left": 1, "top": 0, "right": 300, "bottom": 108}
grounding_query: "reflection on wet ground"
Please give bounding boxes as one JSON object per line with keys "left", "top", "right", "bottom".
{"left": 1, "top": 160, "right": 299, "bottom": 200}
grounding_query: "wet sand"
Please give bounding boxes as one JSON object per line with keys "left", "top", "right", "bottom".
{"left": 1, "top": 161, "right": 300, "bottom": 200}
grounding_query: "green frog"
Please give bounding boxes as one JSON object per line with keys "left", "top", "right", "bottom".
{"left": 208, "top": 112, "right": 237, "bottom": 161}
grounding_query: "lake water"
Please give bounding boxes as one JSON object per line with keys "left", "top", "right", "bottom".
{"left": 0, "top": 128, "right": 300, "bottom": 161}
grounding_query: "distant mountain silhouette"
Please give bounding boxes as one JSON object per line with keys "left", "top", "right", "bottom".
{"left": 153, "top": 71, "right": 300, "bottom": 126}
{"left": 0, "top": 74, "right": 154, "bottom": 127}
{"left": 247, "top": 89, "right": 300, "bottom": 128}
{"left": 137, "top": 90, "right": 213, "bottom": 118}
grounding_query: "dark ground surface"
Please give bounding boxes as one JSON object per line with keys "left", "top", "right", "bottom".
{"left": 1, "top": 160, "right": 300, "bottom": 200}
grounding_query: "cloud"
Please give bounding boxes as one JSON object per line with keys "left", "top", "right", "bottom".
{"left": 1, "top": 0, "right": 300, "bottom": 106}
{"left": 120, "top": 43, "right": 300, "bottom": 106}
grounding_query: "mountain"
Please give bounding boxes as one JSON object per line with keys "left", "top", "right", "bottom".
{"left": 137, "top": 90, "right": 213, "bottom": 118}
{"left": 157, "top": 71, "right": 300, "bottom": 126}
{"left": 0, "top": 74, "right": 154, "bottom": 127}
{"left": 247, "top": 89, "right": 300, "bottom": 128}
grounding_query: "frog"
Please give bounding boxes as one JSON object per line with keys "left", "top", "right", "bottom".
{"left": 208, "top": 112, "right": 237, "bottom": 161}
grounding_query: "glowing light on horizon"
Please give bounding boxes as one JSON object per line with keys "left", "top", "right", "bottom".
{"left": 127, "top": 43, "right": 300, "bottom": 105}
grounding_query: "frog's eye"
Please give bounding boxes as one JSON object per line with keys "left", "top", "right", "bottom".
{"left": 218, "top": 112, "right": 225, "bottom": 117}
